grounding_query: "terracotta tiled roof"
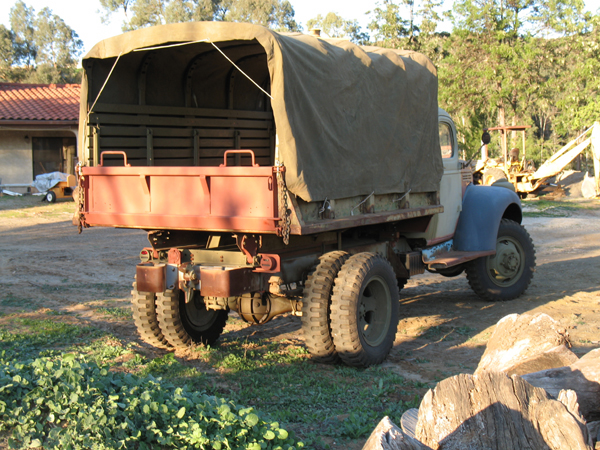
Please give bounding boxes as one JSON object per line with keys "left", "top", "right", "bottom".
{"left": 0, "top": 83, "right": 80, "bottom": 122}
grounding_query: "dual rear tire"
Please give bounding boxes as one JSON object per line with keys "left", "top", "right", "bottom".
{"left": 302, "top": 252, "right": 400, "bottom": 367}
{"left": 132, "top": 286, "right": 228, "bottom": 348}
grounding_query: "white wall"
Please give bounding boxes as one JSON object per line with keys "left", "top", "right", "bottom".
{"left": 0, "top": 131, "right": 33, "bottom": 186}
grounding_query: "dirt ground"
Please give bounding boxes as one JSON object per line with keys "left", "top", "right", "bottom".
{"left": 1, "top": 190, "right": 600, "bottom": 443}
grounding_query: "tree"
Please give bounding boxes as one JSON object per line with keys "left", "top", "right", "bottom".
{"left": 222, "top": 0, "right": 299, "bottom": 31}
{"left": 9, "top": 0, "right": 36, "bottom": 70}
{"left": 100, "top": 0, "right": 300, "bottom": 32}
{"left": 1, "top": 1, "right": 83, "bottom": 83}
{"left": 0, "top": 26, "right": 17, "bottom": 81}
{"left": 367, "top": 0, "right": 448, "bottom": 51}
{"left": 437, "top": 0, "right": 591, "bottom": 158}
{"left": 368, "top": 0, "right": 411, "bottom": 48}
{"left": 306, "top": 12, "right": 369, "bottom": 44}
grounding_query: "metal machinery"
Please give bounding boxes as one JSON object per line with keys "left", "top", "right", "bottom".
{"left": 475, "top": 124, "right": 600, "bottom": 196}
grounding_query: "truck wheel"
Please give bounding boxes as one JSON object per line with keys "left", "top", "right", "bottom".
{"left": 435, "top": 264, "right": 465, "bottom": 278}
{"left": 156, "top": 290, "right": 228, "bottom": 347}
{"left": 466, "top": 219, "right": 535, "bottom": 301}
{"left": 45, "top": 191, "right": 57, "bottom": 203}
{"left": 131, "top": 283, "right": 170, "bottom": 348}
{"left": 330, "top": 253, "right": 399, "bottom": 367}
{"left": 482, "top": 167, "right": 507, "bottom": 186}
{"left": 301, "top": 251, "right": 349, "bottom": 363}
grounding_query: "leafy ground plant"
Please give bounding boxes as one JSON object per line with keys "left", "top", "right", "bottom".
{"left": 0, "top": 353, "right": 302, "bottom": 450}
{"left": 0, "top": 319, "right": 302, "bottom": 449}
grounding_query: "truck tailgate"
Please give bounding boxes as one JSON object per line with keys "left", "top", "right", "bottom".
{"left": 81, "top": 164, "right": 279, "bottom": 233}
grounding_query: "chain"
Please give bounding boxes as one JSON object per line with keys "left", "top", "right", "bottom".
{"left": 76, "top": 162, "right": 89, "bottom": 234}
{"left": 276, "top": 165, "right": 291, "bottom": 245}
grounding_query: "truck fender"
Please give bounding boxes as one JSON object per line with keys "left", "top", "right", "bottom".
{"left": 453, "top": 185, "right": 522, "bottom": 252}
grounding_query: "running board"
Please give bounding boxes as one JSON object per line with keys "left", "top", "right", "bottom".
{"left": 422, "top": 240, "right": 495, "bottom": 269}
{"left": 425, "top": 250, "right": 496, "bottom": 269}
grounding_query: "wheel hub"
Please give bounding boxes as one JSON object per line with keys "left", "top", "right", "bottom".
{"left": 485, "top": 235, "right": 526, "bottom": 288}
{"left": 495, "top": 241, "right": 521, "bottom": 278}
{"left": 358, "top": 276, "right": 391, "bottom": 347}
{"left": 185, "top": 292, "right": 218, "bottom": 330}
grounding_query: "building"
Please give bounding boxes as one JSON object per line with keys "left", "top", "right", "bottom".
{"left": 0, "top": 83, "right": 80, "bottom": 192}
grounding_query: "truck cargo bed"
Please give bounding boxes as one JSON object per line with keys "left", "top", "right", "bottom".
{"left": 81, "top": 154, "right": 443, "bottom": 235}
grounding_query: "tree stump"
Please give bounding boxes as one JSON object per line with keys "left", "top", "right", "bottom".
{"left": 362, "top": 416, "right": 431, "bottom": 450}
{"left": 522, "top": 349, "right": 600, "bottom": 422}
{"left": 475, "top": 313, "right": 577, "bottom": 376}
{"left": 414, "top": 371, "right": 591, "bottom": 450}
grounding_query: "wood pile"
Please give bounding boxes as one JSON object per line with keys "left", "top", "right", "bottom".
{"left": 363, "top": 313, "right": 600, "bottom": 450}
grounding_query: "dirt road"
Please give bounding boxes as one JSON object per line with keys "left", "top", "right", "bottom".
{"left": 1, "top": 196, "right": 599, "bottom": 389}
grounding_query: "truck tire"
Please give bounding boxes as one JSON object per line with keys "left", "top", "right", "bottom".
{"left": 156, "top": 290, "right": 228, "bottom": 347}
{"left": 466, "top": 219, "right": 535, "bottom": 301}
{"left": 482, "top": 167, "right": 508, "bottom": 186}
{"left": 301, "top": 251, "right": 349, "bottom": 363}
{"left": 131, "top": 283, "right": 169, "bottom": 348}
{"left": 330, "top": 253, "right": 399, "bottom": 367}
{"left": 434, "top": 264, "right": 465, "bottom": 278}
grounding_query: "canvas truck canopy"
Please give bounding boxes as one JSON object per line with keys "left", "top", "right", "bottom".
{"left": 80, "top": 21, "right": 442, "bottom": 202}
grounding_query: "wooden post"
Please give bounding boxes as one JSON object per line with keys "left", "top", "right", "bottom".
{"left": 193, "top": 129, "right": 200, "bottom": 166}
{"left": 147, "top": 128, "right": 154, "bottom": 166}
{"left": 92, "top": 126, "right": 99, "bottom": 167}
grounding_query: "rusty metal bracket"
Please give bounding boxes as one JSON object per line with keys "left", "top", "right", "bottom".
{"left": 254, "top": 253, "right": 281, "bottom": 273}
{"left": 236, "top": 234, "right": 261, "bottom": 264}
{"left": 168, "top": 248, "right": 182, "bottom": 265}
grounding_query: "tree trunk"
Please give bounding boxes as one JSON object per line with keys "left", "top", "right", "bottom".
{"left": 475, "top": 313, "right": 577, "bottom": 376}
{"left": 522, "top": 349, "right": 600, "bottom": 422}
{"left": 362, "top": 416, "right": 430, "bottom": 450}
{"left": 414, "top": 372, "right": 591, "bottom": 450}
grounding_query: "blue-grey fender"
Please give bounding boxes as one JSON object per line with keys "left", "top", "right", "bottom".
{"left": 453, "top": 184, "right": 523, "bottom": 252}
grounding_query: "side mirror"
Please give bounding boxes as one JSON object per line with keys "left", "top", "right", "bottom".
{"left": 481, "top": 130, "right": 491, "bottom": 145}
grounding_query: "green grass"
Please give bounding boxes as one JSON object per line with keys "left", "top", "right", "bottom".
{"left": 96, "top": 306, "right": 132, "bottom": 319}
{"left": 521, "top": 199, "right": 597, "bottom": 217}
{"left": 0, "top": 293, "right": 37, "bottom": 310}
{"left": 0, "top": 195, "right": 75, "bottom": 218}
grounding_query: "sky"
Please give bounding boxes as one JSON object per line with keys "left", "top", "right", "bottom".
{"left": 1, "top": 0, "right": 599, "bottom": 56}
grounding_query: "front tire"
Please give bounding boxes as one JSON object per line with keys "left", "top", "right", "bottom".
{"left": 466, "top": 219, "right": 535, "bottom": 301}
{"left": 301, "top": 251, "right": 349, "bottom": 363}
{"left": 156, "top": 290, "right": 228, "bottom": 347}
{"left": 330, "top": 253, "right": 399, "bottom": 367}
{"left": 45, "top": 191, "right": 57, "bottom": 203}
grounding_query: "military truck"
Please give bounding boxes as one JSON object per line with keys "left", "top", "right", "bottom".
{"left": 76, "top": 22, "right": 535, "bottom": 367}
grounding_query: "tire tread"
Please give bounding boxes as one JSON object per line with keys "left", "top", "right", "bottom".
{"left": 466, "top": 219, "right": 536, "bottom": 301}
{"left": 330, "top": 253, "right": 399, "bottom": 367}
{"left": 131, "top": 282, "right": 170, "bottom": 349}
{"left": 301, "top": 251, "right": 349, "bottom": 363}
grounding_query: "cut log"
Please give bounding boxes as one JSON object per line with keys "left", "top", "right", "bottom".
{"left": 522, "top": 348, "right": 600, "bottom": 422}
{"left": 475, "top": 313, "right": 577, "bottom": 376}
{"left": 400, "top": 408, "right": 419, "bottom": 438}
{"left": 362, "top": 416, "right": 431, "bottom": 450}
{"left": 414, "top": 371, "right": 591, "bottom": 450}
{"left": 558, "top": 389, "right": 586, "bottom": 424}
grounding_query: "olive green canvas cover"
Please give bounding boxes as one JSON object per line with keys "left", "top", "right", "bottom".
{"left": 81, "top": 21, "right": 442, "bottom": 202}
